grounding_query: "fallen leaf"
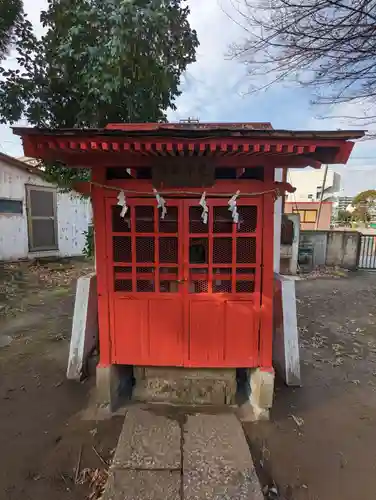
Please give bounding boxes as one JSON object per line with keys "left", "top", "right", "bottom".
{"left": 290, "top": 414, "right": 304, "bottom": 427}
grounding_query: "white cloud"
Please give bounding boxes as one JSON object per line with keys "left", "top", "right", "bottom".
{"left": 1, "top": 0, "right": 374, "bottom": 196}
{"left": 168, "top": 0, "right": 249, "bottom": 121}
{"left": 0, "top": 0, "right": 47, "bottom": 156}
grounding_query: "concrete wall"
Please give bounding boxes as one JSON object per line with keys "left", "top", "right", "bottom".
{"left": 0, "top": 159, "right": 91, "bottom": 261}
{"left": 299, "top": 230, "right": 360, "bottom": 270}
{"left": 280, "top": 213, "right": 300, "bottom": 275}
{"left": 326, "top": 231, "right": 359, "bottom": 269}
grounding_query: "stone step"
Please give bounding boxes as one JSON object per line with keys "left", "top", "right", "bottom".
{"left": 133, "top": 367, "right": 237, "bottom": 405}
{"left": 101, "top": 407, "right": 263, "bottom": 500}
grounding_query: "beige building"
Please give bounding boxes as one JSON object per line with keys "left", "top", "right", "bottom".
{"left": 284, "top": 201, "right": 333, "bottom": 230}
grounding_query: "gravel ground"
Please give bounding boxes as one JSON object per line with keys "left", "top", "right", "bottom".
{"left": 0, "top": 260, "right": 123, "bottom": 500}
{"left": 245, "top": 272, "right": 376, "bottom": 500}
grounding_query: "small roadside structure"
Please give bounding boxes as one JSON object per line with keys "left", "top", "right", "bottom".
{"left": 14, "top": 122, "right": 363, "bottom": 417}
{"left": 0, "top": 153, "right": 91, "bottom": 261}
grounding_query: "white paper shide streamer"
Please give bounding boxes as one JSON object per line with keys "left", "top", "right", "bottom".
{"left": 153, "top": 188, "right": 167, "bottom": 219}
{"left": 199, "top": 191, "right": 208, "bottom": 224}
{"left": 117, "top": 190, "right": 128, "bottom": 218}
{"left": 228, "top": 190, "right": 240, "bottom": 224}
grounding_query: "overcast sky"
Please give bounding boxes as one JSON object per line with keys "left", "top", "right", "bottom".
{"left": 1, "top": 0, "right": 375, "bottom": 195}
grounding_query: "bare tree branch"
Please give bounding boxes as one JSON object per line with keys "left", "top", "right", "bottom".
{"left": 230, "top": 0, "right": 376, "bottom": 120}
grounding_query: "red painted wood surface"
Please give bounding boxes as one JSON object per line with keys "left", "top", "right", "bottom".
{"left": 102, "top": 194, "right": 265, "bottom": 367}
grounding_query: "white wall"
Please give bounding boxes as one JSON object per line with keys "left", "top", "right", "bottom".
{"left": 0, "top": 159, "right": 91, "bottom": 261}
{"left": 274, "top": 168, "right": 283, "bottom": 272}
{"left": 286, "top": 169, "right": 341, "bottom": 202}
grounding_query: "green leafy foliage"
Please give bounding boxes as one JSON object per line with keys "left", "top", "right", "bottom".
{"left": 351, "top": 190, "right": 376, "bottom": 222}
{"left": 352, "top": 190, "right": 376, "bottom": 207}
{"left": 336, "top": 210, "right": 351, "bottom": 223}
{"left": 0, "top": 0, "right": 199, "bottom": 185}
{"left": 0, "top": 0, "right": 23, "bottom": 59}
{"left": 82, "top": 224, "right": 94, "bottom": 258}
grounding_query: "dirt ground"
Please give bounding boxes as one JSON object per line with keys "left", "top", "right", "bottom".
{"left": 2, "top": 262, "right": 376, "bottom": 500}
{"left": 0, "top": 260, "right": 123, "bottom": 500}
{"left": 246, "top": 272, "right": 376, "bottom": 500}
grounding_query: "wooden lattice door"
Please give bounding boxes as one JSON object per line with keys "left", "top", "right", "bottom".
{"left": 107, "top": 197, "right": 185, "bottom": 365}
{"left": 183, "top": 198, "right": 262, "bottom": 367}
{"left": 106, "top": 196, "right": 262, "bottom": 367}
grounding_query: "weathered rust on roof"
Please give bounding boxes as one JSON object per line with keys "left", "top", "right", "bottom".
{"left": 12, "top": 123, "right": 365, "bottom": 141}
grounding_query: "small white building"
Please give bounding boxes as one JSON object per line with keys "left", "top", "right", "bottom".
{"left": 285, "top": 168, "right": 341, "bottom": 203}
{"left": 0, "top": 152, "right": 91, "bottom": 261}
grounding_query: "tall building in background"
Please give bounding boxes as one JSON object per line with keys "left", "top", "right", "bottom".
{"left": 338, "top": 196, "right": 354, "bottom": 211}
{"left": 286, "top": 169, "right": 341, "bottom": 203}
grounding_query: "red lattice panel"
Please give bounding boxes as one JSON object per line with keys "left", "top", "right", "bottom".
{"left": 213, "top": 238, "right": 232, "bottom": 264}
{"left": 159, "top": 206, "right": 178, "bottom": 233}
{"left": 213, "top": 280, "right": 232, "bottom": 293}
{"left": 114, "top": 279, "right": 132, "bottom": 292}
{"left": 113, "top": 236, "right": 132, "bottom": 262}
{"left": 135, "top": 206, "right": 154, "bottom": 233}
{"left": 136, "top": 266, "right": 154, "bottom": 273}
{"left": 160, "top": 281, "right": 179, "bottom": 293}
{"left": 237, "top": 206, "right": 258, "bottom": 233}
{"left": 189, "top": 280, "right": 209, "bottom": 293}
{"left": 189, "top": 238, "right": 208, "bottom": 264}
{"left": 236, "top": 281, "right": 255, "bottom": 293}
{"left": 112, "top": 206, "right": 131, "bottom": 232}
{"left": 114, "top": 266, "right": 132, "bottom": 273}
{"left": 213, "top": 207, "right": 233, "bottom": 234}
{"left": 236, "top": 237, "right": 256, "bottom": 264}
{"left": 213, "top": 268, "right": 231, "bottom": 276}
{"left": 136, "top": 280, "right": 155, "bottom": 292}
{"left": 189, "top": 207, "right": 208, "bottom": 234}
{"left": 160, "top": 267, "right": 178, "bottom": 276}
{"left": 159, "top": 237, "right": 178, "bottom": 263}
{"left": 136, "top": 237, "right": 155, "bottom": 263}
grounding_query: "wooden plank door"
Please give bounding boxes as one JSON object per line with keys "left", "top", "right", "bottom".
{"left": 182, "top": 198, "right": 262, "bottom": 368}
{"left": 106, "top": 197, "right": 185, "bottom": 366}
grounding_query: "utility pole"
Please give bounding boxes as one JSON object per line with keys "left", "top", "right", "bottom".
{"left": 315, "top": 164, "right": 328, "bottom": 229}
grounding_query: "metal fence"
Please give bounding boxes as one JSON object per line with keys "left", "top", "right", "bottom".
{"left": 358, "top": 234, "right": 376, "bottom": 269}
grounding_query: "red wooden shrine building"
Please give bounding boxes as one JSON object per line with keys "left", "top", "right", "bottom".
{"left": 14, "top": 123, "right": 362, "bottom": 384}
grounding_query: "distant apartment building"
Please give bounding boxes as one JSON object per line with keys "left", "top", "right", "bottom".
{"left": 286, "top": 169, "right": 341, "bottom": 203}
{"left": 337, "top": 196, "right": 354, "bottom": 211}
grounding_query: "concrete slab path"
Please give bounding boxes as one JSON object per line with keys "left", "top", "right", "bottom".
{"left": 102, "top": 406, "right": 263, "bottom": 500}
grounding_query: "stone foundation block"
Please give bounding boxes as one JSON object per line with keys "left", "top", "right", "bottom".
{"left": 133, "top": 367, "right": 236, "bottom": 405}
{"left": 96, "top": 364, "right": 121, "bottom": 410}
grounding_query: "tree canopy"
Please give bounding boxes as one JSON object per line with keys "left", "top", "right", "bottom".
{"left": 0, "top": 0, "right": 199, "bottom": 185}
{"left": 231, "top": 0, "right": 376, "bottom": 121}
{"left": 0, "top": 0, "right": 23, "bottom": 59}
{"left": 352, "top": 189, "right": 376, "bottom": 221}
{"left": 353, "top": 189, "right": 376, "bottom": 207}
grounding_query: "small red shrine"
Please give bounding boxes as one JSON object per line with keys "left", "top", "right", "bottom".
{"left": 14, "top": 122, "right": 362, "bottom": 408}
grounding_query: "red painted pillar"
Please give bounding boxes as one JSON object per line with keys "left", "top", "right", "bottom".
{"left": 92, "top": 167, "right": 111, "bottom": 366}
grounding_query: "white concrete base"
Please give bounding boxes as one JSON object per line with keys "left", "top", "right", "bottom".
{"left": 66, "top": 272, "right": 98, "bottom": 380}
{"left": 238, "top": 368, "right": 275, "bottom": 422}
{"left": 273, "top": 274, "right": 301, "bottom": 386}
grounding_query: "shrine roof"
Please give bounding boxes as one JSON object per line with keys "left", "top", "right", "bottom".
{"left": 12, "top": 122, "right": 365, "bottom": 168}
{"left": 13, "top": 122, "right": 364, "bottom": 140}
